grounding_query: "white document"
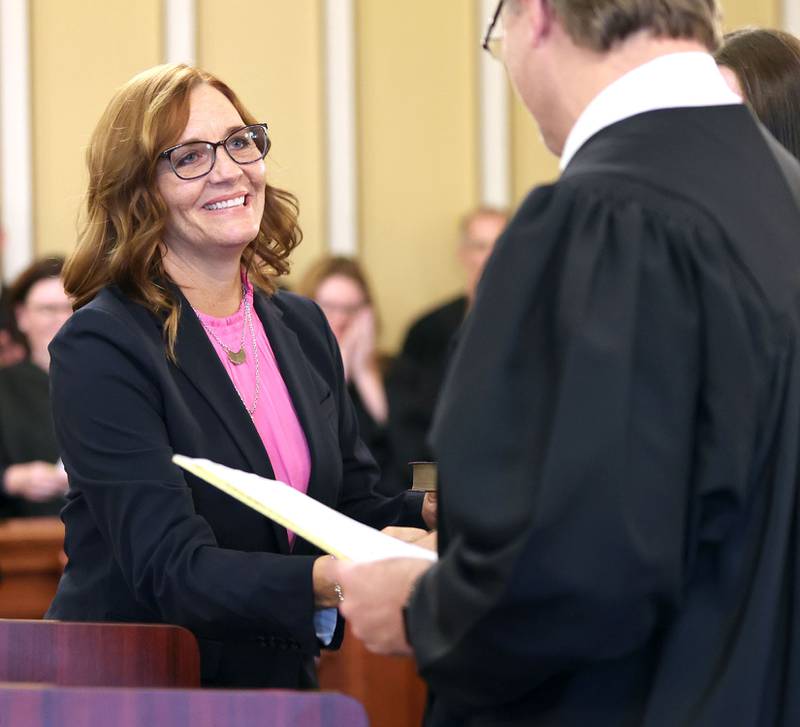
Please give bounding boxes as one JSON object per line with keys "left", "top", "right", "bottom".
{"left": 173, "top": 455, "right": 437, "bottom": 564}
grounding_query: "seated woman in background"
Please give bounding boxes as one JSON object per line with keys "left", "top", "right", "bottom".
{"left": 299, "top": 257, "right": 397, "bottom": 494}
{"left": 0, "top": 230, "right": 27, "bottom": 368}
{"left": 46, "top": 63, "right": 433, "bottom": 689}
{"left": 716, "top": 28, "right": 800, "bottom": 160}
{"left": 0, "top": 257, "right": 71, "bottom": 517}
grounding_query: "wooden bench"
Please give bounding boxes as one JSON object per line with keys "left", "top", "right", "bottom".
{"left": 0, "top": 619, "right": 200, "bottom": 687}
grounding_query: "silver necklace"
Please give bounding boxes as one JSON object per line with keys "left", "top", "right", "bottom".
{"left": 196, "top": 286, "right": 247, "bottom": 365}
{"left": 194, "top": 288, "right": 261, "bottom": 417}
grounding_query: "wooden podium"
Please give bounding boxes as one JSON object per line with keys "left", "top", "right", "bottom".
{"left": 0, "top": 517, "right": 64, "bottom": 619}
{"left": 318, "top": 623, "right": 427, "bottom": 727}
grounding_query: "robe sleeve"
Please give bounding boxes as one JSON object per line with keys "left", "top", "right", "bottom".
{"left": 406, "top": 179, "right": 762, "bottom": 710}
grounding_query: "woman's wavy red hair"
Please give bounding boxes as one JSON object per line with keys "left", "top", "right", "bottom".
{"left": 64, "top": 63, "right": 302, "bottom": 359}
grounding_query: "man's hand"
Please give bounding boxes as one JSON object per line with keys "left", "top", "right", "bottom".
{"left": 422, "top": 491, "right": 437, "bottom": 529}
{"left": 333, "top": 557, "right": 434, "bottom": 655}
{"left": 382, "top": 526, "right": 429, "bottom": 543}
{"left": 383, "top": 526, "right": 438, "bottom": 551}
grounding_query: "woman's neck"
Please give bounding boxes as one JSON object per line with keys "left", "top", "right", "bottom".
{"left": 162, "top": 247, "right": 245, "bottom": 316}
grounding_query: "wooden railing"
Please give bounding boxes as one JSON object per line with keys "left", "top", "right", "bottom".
{"left": 0, "top": 516, "right": 426, "bottom": 724}
{"left": 318, "top": 623, "right": 427, "bottom": 727}
{"left": 0, "top": 516, "right": 64, "bottom": 619}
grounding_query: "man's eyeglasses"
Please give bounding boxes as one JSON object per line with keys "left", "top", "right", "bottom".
{"left": 159, "top": 123, "right": 271, "bottom": 180}
{"left": 482, "top": 0, "right": 505, "bottom": 60}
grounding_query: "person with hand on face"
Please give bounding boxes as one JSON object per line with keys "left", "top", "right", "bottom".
{"left": 45, "top": 63, "right": 434, "bottom": 689}
{"left": 298, "top": 257, "right": 391, "bottom": 488}
{"left": 0, "top": 257, "right": 71, "bottom": 517}
{"left": 334, "top": 1, "right": 800, "bottom": 725}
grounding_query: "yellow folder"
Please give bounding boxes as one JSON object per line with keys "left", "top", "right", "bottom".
{"left": 173, "top": 455, "right": 437, "bottom": 563}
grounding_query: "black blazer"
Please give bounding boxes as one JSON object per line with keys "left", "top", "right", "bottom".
{"left": 46, "top": 284, "right": 423, "bottom": 688}
{"left": 0, "top": 360, "right": 64, "bottom": 517}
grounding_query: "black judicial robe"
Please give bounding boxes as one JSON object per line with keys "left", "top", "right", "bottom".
{"left": 407, "top": 105, "right": 800, "bottom": 726}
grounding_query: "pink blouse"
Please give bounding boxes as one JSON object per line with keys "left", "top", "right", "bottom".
{"left": 195, "top": 277, "right": 311, "bottom": 544}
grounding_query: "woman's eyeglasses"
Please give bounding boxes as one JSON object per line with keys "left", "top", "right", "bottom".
{"left": 158, "top": 123, "right": 271, "bottom": 180}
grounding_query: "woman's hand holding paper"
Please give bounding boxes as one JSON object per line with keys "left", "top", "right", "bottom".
{"left": 421, "top": 491, "right": 437, "bottom": 529}
{"left": 312, "top": 555, "right": 343, "bottom": 608}
{"left": 383, "top": 526, "right": 437, "bottom": 551}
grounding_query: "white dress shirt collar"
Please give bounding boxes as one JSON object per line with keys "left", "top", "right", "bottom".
{"left": 560, "top": 51, "right": 742, "bottom": 170}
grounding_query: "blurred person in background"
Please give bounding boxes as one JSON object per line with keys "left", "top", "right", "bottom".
{"left": 299, "top": 257, "right": 393, "bottom": 493}
{"left": 0, "top": 230, "right": 28, "bottom": 368}
{"left": 716, "top": 28, "right": 800, "bottom": 160}
{"left": 0, "top": 256, "right": 70, "bottom": 517}
{"left": 386, "top": 207, "right": 508, "bottom": 490}
{"left": 0, "top": 290, "right": 24, "bottom": 368}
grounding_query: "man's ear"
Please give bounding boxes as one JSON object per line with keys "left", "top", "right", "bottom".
{"left": 528, "top": 0, "right": 555, "bottom": 48}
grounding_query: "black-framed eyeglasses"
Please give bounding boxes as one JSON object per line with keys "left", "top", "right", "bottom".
{"left": 482, "top": 0, "right": 505, "bottom": 60}
{"left": 158, "top": 123, "right": 271, "bottom": 180}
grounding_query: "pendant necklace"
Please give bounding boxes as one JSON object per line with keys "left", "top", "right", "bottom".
{"left": 195, "top": 285, "right": 248, "bottom": 365}
{"left": 194, "top": 285, "right": 261, "bottom": 417}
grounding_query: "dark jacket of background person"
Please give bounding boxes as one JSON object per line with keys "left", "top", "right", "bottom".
{"left": 46, "top": 284, "right": 424, "bottom": 688}
{"left": 385, "top": 295, "right": 467, "bottom": 489}
{"left": 0, "top": 256, "right": 69, "bottom": 513}
{"left": 0, "top": 360, "right": 62, "bottom": 517}
{"left": 385, "top": 208, "right": 506, "bottom": 492}
{"left": 347, "top": 381, "right": 392, "bottom": 485}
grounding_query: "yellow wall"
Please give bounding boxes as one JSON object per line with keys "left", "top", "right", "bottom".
{"left": 25, "top": 0, "right": 784, "bottom": 350}
{"left": 723, "top": 0, "right": 779, "bottom": 29}
{"left": 357, "top": 0, "right": 479, "bottom": 351}
{"left": 198, "top": 0, "right": 325, "bottom": 286}
{"left": 31, "top": 0, "right": 161, "bottom": 256}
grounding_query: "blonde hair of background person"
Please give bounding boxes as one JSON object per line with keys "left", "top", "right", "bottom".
{"left": 63, "top": 64, "right": 300, "bottom": 359}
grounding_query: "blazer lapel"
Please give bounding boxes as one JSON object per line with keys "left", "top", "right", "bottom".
{"left": 170, "top": 287, "right": 291, "bottom": 553}
{"left": 253, "top": 294, "right": 332, "bottom": 512}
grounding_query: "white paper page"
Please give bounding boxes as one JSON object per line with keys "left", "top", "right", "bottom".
{"left": 173, "top": 455, "right": 437, "bottom": 564}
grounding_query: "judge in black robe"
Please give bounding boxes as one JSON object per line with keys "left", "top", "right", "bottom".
{"left": 334, "top": 11, "right": 800, "bottom": 727}
{"left": 407, "top": 102, "right": 800, "bottom": 726}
